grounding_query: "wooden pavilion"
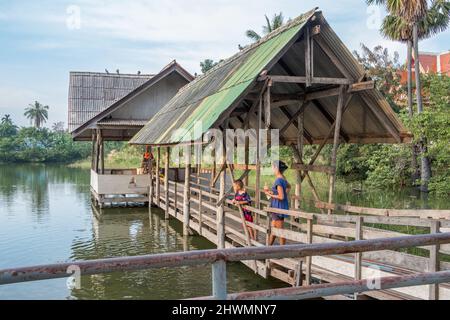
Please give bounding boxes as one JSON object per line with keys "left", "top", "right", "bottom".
{"left": 68, "top": 60, "right": 194, "bottom": 207}
{"left": 125, "top": 9, "right": 450, "bottom": 300}
{"left": 130, "top": 7, "right": 412, "bottom": 220}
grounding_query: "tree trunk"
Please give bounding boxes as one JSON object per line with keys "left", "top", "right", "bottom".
{"left": 413, "top": 24, "right": 432, "bottom": 193}
{"left": 407, "top": 39, "right": 419, "bottom": 184}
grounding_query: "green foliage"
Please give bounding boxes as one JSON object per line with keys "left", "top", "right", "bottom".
{"left": 0, "top": 123, "right": 91, "bottom": 163}
{"left": 336, "top": 73, "right": 450, "bottom": 196}
{"left": 406, "top": 74, "right": 450, "bottom": 195}
{"left": 106, "top": 144, "right": 143, "bottom": 168}
{"left": 200, "top": 59, "right": 222, "bottom": 74}
{"left": 24, "top": 101, "right": 49, "bottom": 128}
{"left": 246, "top": 12, "right": 287, "bottom": 42}
{"left": 353, "top": 44, "right": 404, "bottom": 110}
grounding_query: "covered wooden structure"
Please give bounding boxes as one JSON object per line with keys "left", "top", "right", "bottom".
{"left": 130, "top": 8, "right": 412, "bottom": 217}
{"left": 68, "top": 61, "right": 194, "bottom": 207}
{"left": 126, "top": 9, "right": 450, "bottom": 300}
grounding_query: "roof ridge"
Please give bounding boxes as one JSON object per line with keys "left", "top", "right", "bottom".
{"left": 177, "top": 7, "right": 318, "bottom": 94}
{"left": 69, "top": 71, "right": 154, "bottom": 77}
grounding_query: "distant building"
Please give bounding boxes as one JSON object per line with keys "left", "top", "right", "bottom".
{"left": 400, "top": 51, "right": 450, "bottom": 84}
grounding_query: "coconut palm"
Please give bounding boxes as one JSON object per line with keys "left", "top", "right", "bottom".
{"left": 367, "top": 0, "right": 450, "bottom": 192}
{"left": 24, "top": 101, "right": 49, "bottom": 128}
{"left": 246, "top": 13, "right": 285, "bottom": 42}
{"left": 1, "top": 114, "right": 12, "bottom": 125}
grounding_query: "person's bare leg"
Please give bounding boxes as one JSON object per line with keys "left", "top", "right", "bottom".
{"left": 280, "top": 236, "right": 286, "bottom": 245}
{"left": 269, "top": 234, "right": 276, "bottom": 246}
{"left": 248, "top": 227, "right": 256, "bottom": 241}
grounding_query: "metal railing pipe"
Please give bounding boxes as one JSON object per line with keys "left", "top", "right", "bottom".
{"left": 193, "top": 270, "right": 450, "bottom": 300}
{"left": 1, "top": 233, "right": 450, "bottom": 286}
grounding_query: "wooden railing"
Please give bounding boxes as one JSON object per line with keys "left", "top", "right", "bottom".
{"left": 149, "top": 170, "right": 450, "bottom": 299}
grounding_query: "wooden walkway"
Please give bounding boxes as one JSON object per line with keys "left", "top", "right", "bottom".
{"left": 149, "top": 172, "right": 450, "bottom": 300}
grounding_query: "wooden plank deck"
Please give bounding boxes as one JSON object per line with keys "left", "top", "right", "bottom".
{"left": 149, "top": 177, "right": 450, "bottom": 300}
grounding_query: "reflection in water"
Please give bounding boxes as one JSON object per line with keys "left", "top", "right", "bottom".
{"left": 0, "top": 164, "right": 448, "bottom": 300}
{"left": 71, "top": 207, "right": 283, "bottom": 300}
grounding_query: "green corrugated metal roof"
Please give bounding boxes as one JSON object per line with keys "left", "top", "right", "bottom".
{"left": 130, "top": 8, "right": 317, "bottom": 145}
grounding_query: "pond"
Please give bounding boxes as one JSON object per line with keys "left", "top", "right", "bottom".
{"left": 0, "top": 164, "right": 447, "bottom": 300}
{"left": 0, "top": 164, "right": 285, "bottom": 300}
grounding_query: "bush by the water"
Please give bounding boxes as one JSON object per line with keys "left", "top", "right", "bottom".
{"left": 0, "top": 126, "right": 91, "bottom": 163}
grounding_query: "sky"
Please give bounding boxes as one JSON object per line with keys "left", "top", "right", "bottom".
{"left": 0, "top": 0, "right": 449, "bottom": 128}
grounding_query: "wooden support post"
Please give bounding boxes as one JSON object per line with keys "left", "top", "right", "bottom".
{"left": 198, "top": 163, "right": 203, "bottom": 235}
{"left": 328, "top": 86, "right": 346, "bottom": 214}
{"left": 174, "top": 159, "right": 179, "bottom": 217}
{"left": 212, "top": 260, "right": 227, "bottom": 300}
{"left": 95, "top": 129, "right": 101, "bottom": 173}
{"left": 148, "top": 146, "right": 153, "bottom": 207}
{"left": 91, "top": 131, "right": 96, "bottom": 171}
{"left": 244, "top": 120, "right": 249, "bottom": 187}
{"left": 305, "top": 25, "right": 313, "bottom": 87}
{"left": 295, "top": 260, "right": 303, "bottom": 287}
{"left": 265, "top": 210, "right": 272, "bottom": 276}
{"left": 164, "top": 147, "right": 170, "bottom": 220}
{"left": 156, "top": 147, "right": 161, "bottom": 207}
{"left": 295, "top": 107, "right": 305, "bottom": 210}
{"left": 183, "top": 146, "right": 192, "bottom": 236}
{"left": 255, "top": 98, "right": 262, "bottom": 210}
{"left": 355, "top": 216, "right": 363, "bottom": 299}
{"left": 100, "top": 131, "right": 104, "bottom": 175}
{"left": 217, "top": 167, "right": 226, "bottom": 249}
{"left": 305, "top": 218, "right": 313, "bottom": 286}
{"left": 429, "top": 220, "right": 441, "bottom": 300}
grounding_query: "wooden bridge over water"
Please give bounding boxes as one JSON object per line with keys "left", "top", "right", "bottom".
{"left": 141, "top": 162, "right": 450, "bottom": 300}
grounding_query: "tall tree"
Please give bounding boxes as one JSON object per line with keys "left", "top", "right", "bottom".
{"left": 200, "top": 59, "right": 222, "bottom": 74}
{"left": 367, "top": 0, "right": 450, "bottom": 192}
{"left": 246, "top": 12, "right": 285, "bottom": 42}
{"left": 1, "top": 114, "right": 12, "bottom": 125}
{"left": 24, "top": 101, "right": 49, "bottom": 128}
{"left": 0, "top": 114, "right": 18, "bottom": 137}
{"left": 52, "top": 121, "right": 65, "bottom": 133}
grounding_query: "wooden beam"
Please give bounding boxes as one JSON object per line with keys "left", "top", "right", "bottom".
{"left": 183, "top": 146, "right": 192, "bottom": 236}
{"left": 328, "top": 86, "right": 346, "bottom": 215}
{"left": 429, "top": 220, "right": 441, "bottom": 300}
{"left": 360, "top": 92, "right": 402, "bottom": 144}
{"left": 156, "top": 147, "right": 161, "bottom": 207}
{"left": 148, "top": 146, "right": 154, "bottom": 207}
{"left": 249, "top": 81, "right": 373, "bottom": 106}
{"left": 305, "top": 25, "right": 312, "bottom": 87}
{"left": 279, "top": 102, "right": 308, "bottom": 136}
{"left": 310, "top": 99, "right": 350, "bottom": 142}
{"left": 164, "top": 147, "right": 170, "bottom": 220}
{"left": 278, "top": 106, "right": 314, "bottom": 144}
{"left": 314, "top": 36, "right": 353, "bottom": 80}
{"left": 259, "top": 75, "right": 352, "bottom": 85}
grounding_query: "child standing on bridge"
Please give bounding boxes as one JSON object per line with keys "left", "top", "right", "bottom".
{"left": 232, "top": 179, "right": 256, "bottom": 241}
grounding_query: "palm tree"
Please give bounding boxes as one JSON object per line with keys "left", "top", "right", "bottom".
{"left": 367, "top": 0, "right": 450, "bottom": 192}
{"left": 1, "top": 114, "right": 12, "bottom": 125}
{"left": 24, "top": 101, "right": 49, "bottom": 128}
{"left": 246, "top": 13, "right": 286, "bottom": 42}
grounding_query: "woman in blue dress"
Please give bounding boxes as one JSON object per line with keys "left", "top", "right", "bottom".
{"left": 264, "top": 161, "right": 291, "bottom": 246}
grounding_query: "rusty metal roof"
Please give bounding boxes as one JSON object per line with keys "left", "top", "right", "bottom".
{"left": 70, "top": 61, "right": 194, "bottom": 141}
{"left": 97, "top": 119, "right": 148, "bottom": 126}
{"left": 130, "top": 9, "right": 411, "bottom": 146}
{"left": 68, "top": 72, "right": 153, "bottom": 133}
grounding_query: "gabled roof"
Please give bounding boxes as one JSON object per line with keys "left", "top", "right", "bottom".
{"left": 68, "top": 72, "right": 153, "bottom": 133}
{"left": 69, "top": 60, "right": 194, "bottom": 136}
{"left": 130, "top": 8, "right": 411, "bottom": 146}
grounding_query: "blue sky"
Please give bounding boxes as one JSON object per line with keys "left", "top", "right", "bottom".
{"left": 0, "top": 0, "right": 449, "bottom": 128}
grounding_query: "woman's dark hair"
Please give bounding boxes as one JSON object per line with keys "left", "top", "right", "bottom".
{"left": 273, "top": 160, "right": 289, "bottom": 174}
{"left": 233, "top": 179, "right": 244, "bottom": 189}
